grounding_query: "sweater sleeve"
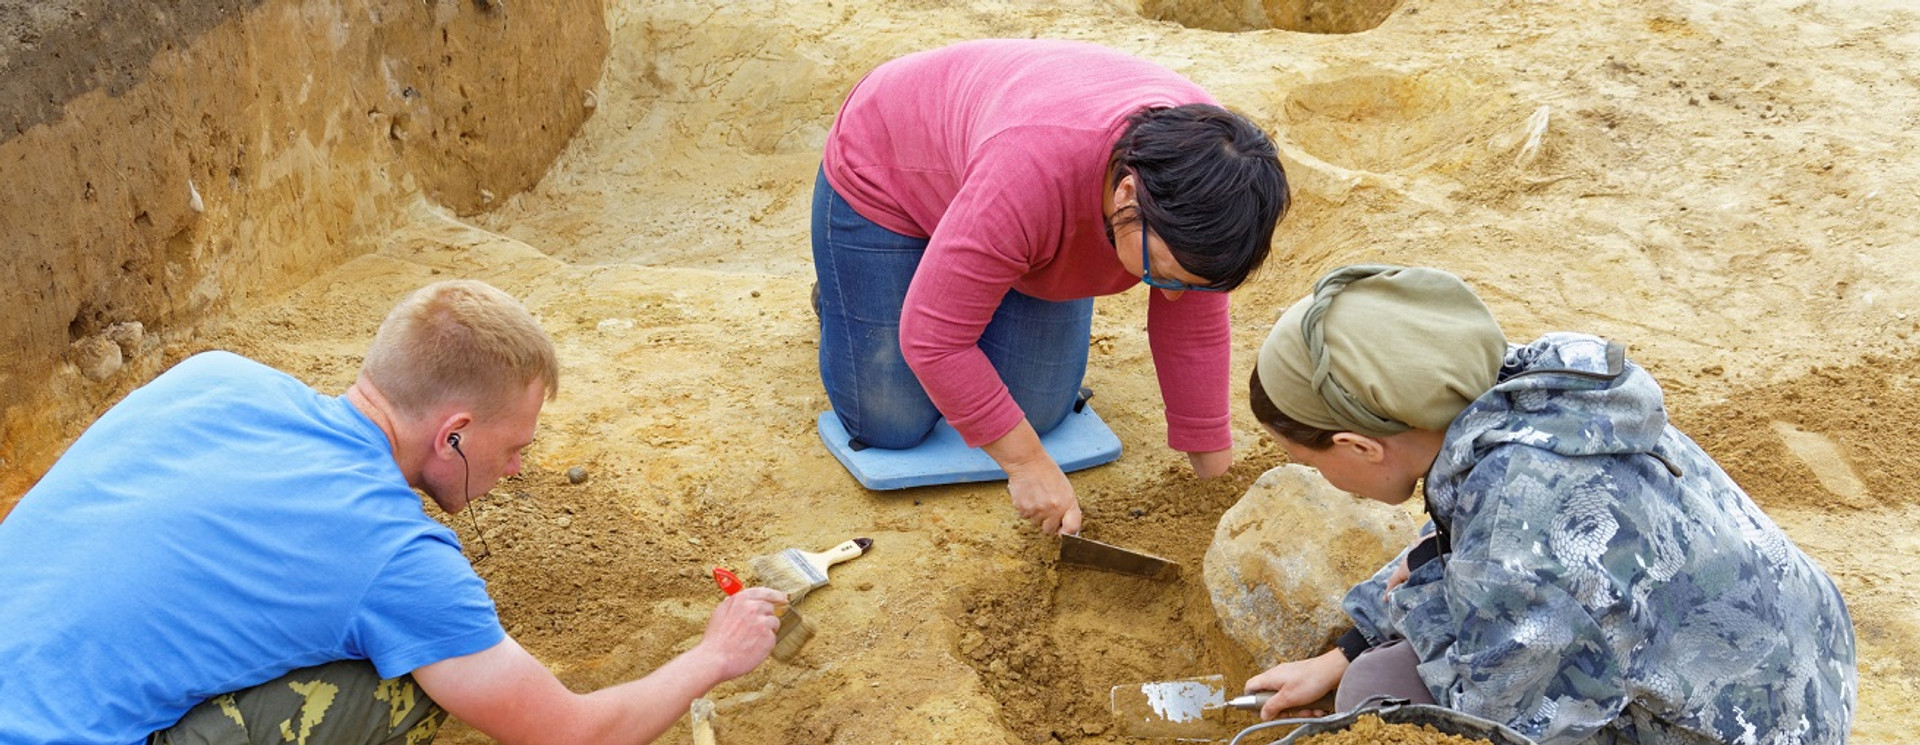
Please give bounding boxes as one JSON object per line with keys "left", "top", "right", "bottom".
{"left": 898, "top": 130, "right": 1082, "bottom": 447}
{"left": 1147, "top": 289, "right": 1232, "bottom": 452}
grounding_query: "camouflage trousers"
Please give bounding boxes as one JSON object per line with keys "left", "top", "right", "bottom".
{"left": 150, "top": 660, "right": 446, "bottom": 745}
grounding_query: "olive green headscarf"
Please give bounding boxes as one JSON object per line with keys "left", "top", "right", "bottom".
{"left": 1255, "top": 265, "right": 1506, "bottom": 437}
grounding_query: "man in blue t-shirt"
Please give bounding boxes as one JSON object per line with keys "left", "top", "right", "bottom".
{"left": 0, "top": 280, "right": 789, "bottom": 745}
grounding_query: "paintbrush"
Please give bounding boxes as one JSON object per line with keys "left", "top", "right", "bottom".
{"left": 748, "top": 537, "right": 872, "bottom": 603}
{"left": 713, "top": 567, "right": 812, "bottom": 662}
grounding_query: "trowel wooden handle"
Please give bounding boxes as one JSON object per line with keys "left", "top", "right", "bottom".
{"left": 690, "top": 697, "right": 717, "bottom": 745}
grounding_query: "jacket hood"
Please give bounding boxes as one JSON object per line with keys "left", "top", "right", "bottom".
{"left": 1433, "top": 332, "right": 1671, "bottom": 490}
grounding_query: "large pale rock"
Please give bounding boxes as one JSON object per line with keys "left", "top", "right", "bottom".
{"left": 1204, "top": 464, "right": 1421, "bottom": 667}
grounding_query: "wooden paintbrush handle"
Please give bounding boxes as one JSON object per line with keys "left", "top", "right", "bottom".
{"left": 808, "top": 538, "right": 868, "bottom": 569}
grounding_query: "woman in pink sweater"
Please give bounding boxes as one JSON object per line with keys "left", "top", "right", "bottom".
{"left": 814, "top": 39, "right": 1289, "bottom": 534}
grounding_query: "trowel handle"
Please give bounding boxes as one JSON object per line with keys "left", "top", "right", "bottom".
{"left": 690, "top": 698, "right": 718, "bottom": 745}
{"left": 713, "top": 567, "right": 744, "bottom": 596}
{"left": 1226, "top": 692, "right": 1275, "bottom": 710}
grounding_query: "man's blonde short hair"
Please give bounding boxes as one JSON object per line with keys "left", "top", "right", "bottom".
{"left": 360, "top": 279, "right": 559, "bottom": 417}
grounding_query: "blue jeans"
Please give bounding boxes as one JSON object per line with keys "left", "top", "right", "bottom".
{"left": 812, "top": 169, "right": 1093, "bottom": 450}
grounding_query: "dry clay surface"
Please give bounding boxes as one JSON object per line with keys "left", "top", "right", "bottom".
{"left": 15, "top": 0, "right": 1920, "bottom": 743}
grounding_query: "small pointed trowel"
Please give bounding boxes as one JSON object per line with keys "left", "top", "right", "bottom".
{"left": 1059, "top": 533, "right": 1180, "bottom": 580}
{"left": 1110, "top": 674, "right": 1271, "bottom": 740}
{"left": 690, "top": 697, "right": 718, "bottom": 745}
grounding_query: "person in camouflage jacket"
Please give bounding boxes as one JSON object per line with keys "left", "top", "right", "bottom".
{"left": 1244, "top": 265, "right": 1856, "bottom": 745}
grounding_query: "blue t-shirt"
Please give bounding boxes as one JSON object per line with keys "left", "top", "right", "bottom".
{"left": 0, "top": 352, "right": 505, "bottom": 745}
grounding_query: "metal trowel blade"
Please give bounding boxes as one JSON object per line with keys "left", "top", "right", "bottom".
{"left": 1110, "top": 674, "right": 1232, "bottom": 740}
{"left": 1059, "top": 533, "right": 1180, "bottom": 580}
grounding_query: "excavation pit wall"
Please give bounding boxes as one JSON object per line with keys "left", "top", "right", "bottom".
{"left": 0, "top": 0, "right": 605, "bottom": 504}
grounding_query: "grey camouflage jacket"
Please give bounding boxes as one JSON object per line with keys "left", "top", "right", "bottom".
{"left": 1342, "top": 333, "right": 1856, "bottom": 745}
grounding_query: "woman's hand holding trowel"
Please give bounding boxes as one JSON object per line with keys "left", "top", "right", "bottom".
{"left": 985, "top": 420, "right": 1081, "bottom": 535}
{"left": 1008, "top": 463, "right": 1081, "bottom": 535}
{"left": 1244, "top": 648, "right": 1349, "bottom": 720}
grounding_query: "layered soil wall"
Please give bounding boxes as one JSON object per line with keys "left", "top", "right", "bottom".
{"left": 0, "top": 0, "right": 607, "bottom": 509}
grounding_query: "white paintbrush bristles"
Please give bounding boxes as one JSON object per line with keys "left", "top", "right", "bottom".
{"left": 771, "top": 607, "right": 814, "bottom": 662}
{"left": 749, "top": 538, "right": 871, "bottom": 603}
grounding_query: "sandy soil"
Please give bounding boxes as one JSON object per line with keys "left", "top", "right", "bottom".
{"left": 9, "top": 0, "right": 1920, "bottom": 743}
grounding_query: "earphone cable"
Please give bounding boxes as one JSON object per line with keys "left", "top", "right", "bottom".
{"left": 457, "top": 447, "right": 492, "bottom": 564}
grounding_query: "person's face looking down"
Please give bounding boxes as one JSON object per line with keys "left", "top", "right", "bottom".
{"left": 1262, "top": 423, "right": 1422, "bottom": 506}
{"left": 435, "top": 379, "right": 546, "bottom": 514}
{"left": 1108, "top": 170, "right": 1219, "bottom": 301}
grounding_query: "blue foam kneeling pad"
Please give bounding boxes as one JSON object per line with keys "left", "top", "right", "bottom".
{"left": 816, "top": 405, "right": 1122, "bottom": 490}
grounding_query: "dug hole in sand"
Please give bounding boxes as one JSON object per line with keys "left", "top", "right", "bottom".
{"left": 3, "top": 1, "right": 1917, "bottom": 743}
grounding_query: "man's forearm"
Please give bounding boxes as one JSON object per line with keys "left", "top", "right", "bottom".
{"left": 573, "top": 647, "right": 732, "bottom": 745}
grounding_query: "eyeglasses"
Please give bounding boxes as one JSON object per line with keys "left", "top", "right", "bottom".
{"left": 1139, "top": 220, "right": 1224, "bottom": 293}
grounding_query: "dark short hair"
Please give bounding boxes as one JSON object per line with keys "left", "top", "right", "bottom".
{"left": 1249, "top": 364, "right": 1338, "bottom": 450}
{"left": 1109, "top": 104, "right": 1290, "bottom": 290}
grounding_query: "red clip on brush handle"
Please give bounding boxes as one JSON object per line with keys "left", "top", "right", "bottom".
{"left": 713, "top": 567, "right": 744, "bottom": 596}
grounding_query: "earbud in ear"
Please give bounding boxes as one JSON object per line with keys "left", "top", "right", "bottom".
{"left": 448, "top": 432, "right": 463, "bottom": 453}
